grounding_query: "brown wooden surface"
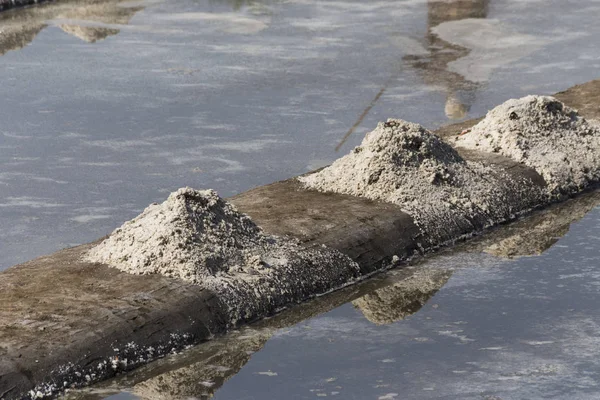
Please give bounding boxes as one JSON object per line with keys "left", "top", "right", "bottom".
{"left": 0, "top": 244, "right": 228, "bottom": 399}
{"left": 230, "top": 179, "right": 422, "bottom": 275}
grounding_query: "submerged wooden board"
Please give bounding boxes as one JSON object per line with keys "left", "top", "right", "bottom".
{"left": 0, "top": 79, "right": 599, "bottom": 399}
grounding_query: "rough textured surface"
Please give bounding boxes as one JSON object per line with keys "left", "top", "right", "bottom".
{"left": 0, "top": 243, "right": 229, "bottom": 400}
{"left": 230, "top": 179, "right": 422, "bottom": 275}
{"left": 454, "top": 95, "right": 600, "bottom": 195}
{"left": 86, "top": 187, "right": 363, "bottom": 325}
{"left": 87, "top": 188, "right": 277, "bottom": 282}
{"left": 299, "top": 119, "right": 546, "bottom": 244}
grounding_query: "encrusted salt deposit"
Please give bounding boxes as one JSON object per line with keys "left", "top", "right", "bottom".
{"left": 86, "top": 188, "right": 361, "bottom": 324}
{"left": 299, "top": 119, "right": 545, "bottom": 242}
{"left": 87, "top": 187, "right": 358, "bottom": 283}
{"left": 454, "top": 95, "right": 600, "bottom": 194}
{"left": 87, "top": 188, "right": 259, "bottom": 281}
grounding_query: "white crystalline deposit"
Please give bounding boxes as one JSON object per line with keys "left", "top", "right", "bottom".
{"left": 86, "top": 188, "right": 359, "bottom": 286}
{"left": 454, "top": 95, "right": 600, "bottom": 194}
{"left": 299, "top": 119, "right": 543, "bottom": 242}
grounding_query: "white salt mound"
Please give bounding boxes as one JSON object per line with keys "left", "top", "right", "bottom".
{"left": 299, "top": 119, "right": 542, "bottom": 240}
{"left": 454, "top": 95, "right": 600, "bottom": 194}
{"left": 86, "top": 187, "right": 358, "bottom": 285}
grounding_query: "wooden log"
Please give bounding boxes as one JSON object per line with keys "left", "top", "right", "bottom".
{"left": 1, "top": 79, "right": 599, "bottom": 399}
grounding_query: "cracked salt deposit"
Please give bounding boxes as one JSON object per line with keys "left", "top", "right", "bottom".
{"left": 299, "top": 119, "right": 545, "bottom": 243}
{"left": 454, "top": 95, "right": 600, "bottom": 195}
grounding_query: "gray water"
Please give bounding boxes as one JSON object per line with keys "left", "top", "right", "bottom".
{"left": 2, "top": 0, "right": 600, "bottom": 398}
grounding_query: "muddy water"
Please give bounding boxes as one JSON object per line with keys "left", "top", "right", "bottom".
{"left": 1, "top": 0, "right": 600, "bottom": 398}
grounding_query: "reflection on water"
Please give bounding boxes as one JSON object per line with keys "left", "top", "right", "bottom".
{"left": 0, "top": 0, "right": 144, "bottom": 55}
{"left": 336, "top": 0, "right": 489, "bottom": 149}
{"left": 69, "top": 268, "right": 437, "bottom": 399}
{"left": 465, "top": 190, "right": 600, "bottom": 259}
{"left": 406, "top": 0, "right": 489, "bottom": 120}
{"left": 126, "top": 272, "right": 454, "bottom": 399}
{"left": 2, "top": 0, "right": 600, "bottom": 397}
{"left": 65, "top": 190, "right": 600, "bottom": 400}
{"left": 352, "top": 269, "right": 452, "bottom": 325}
{"left": 131, "top": 330, "right": 272, "bottom": 400}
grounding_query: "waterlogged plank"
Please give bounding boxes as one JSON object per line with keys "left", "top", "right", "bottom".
{"left": 229, "top": 179, "right": 422, "bottom": 275}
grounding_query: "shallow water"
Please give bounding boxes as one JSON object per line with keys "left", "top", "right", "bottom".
{"left": 1, "top": 0, "right": 600, "bottom": 398}
{"left": 214, "top": 213, "right": 600, "bottom": 400}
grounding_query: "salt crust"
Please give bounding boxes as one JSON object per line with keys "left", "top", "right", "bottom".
{"left": 454, "top": 95, "right": 600, "bottom": 194}
{"left": 86, "top": 188, "right": 361, "bottom": 324}
{"left": 299, "top": 118, "right": 545, "bottom": 241}
{"left": 86, "top": 187, "right": 358, "bottom": 283}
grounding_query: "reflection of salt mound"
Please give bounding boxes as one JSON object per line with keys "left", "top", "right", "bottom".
{"left": 353, "top": 270, "right": 452, "bottom": 325}
{"left": 133, "top": 329, "right": 271, "bottom": 400}
{"left": 484, "top": 225, "right": 567, "bottom": 259}
{"left": 483, "top": 191, "right": 600, "bottom": 259}
{"left": 59, "top": 25, "right": 120, "bottom": 43}
{"left": 445, "top": 94, "right": 469, "bottom": 120}
{"left": 455, "top": 96, "right": 600, "bottom": 194}
{"left": 87, "top": 188, "right": 358, "bottom": 287}
{"left": 300, "top": 119, "right": 544, "bottom": 242}
{"left": 0, "top": 26, "right": 44, "bottom": 56}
